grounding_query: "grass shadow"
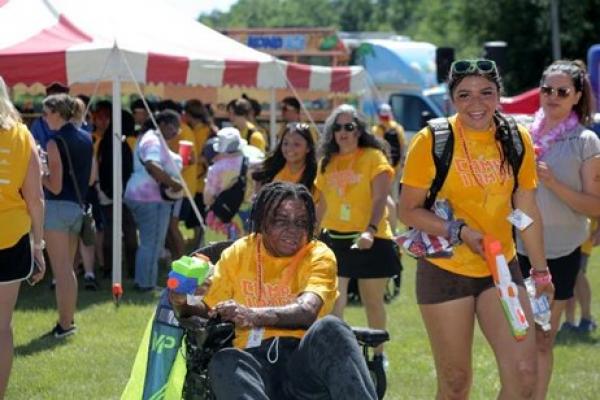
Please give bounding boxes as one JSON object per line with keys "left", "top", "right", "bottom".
{"left": 15, "top": 332, "right": 72, "bottom": 357}
{"left": 555, "top": 330, "right": 599, "bottom": 346}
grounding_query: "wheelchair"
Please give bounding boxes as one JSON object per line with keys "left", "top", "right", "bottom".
{"left": 178, "top": 241, "right": 391, "bottom": 400}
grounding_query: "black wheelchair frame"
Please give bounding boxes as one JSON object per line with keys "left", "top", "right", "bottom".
{"left": 178, "top": 241, "right": 391, "bottom": 400}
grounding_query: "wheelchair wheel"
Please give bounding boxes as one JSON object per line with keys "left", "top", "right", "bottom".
{"left": 368, "top": 357, "right": 387, "bottom": 399}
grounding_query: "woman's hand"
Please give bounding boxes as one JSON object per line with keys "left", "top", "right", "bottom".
{"left": 30, "top": 249, "right": 46, "bottom": 284}
{"left": 536, "top": 162, "right": 558, "bottom": 189}
{"left": 355, "top": 231, "right": 375, "bottom": 250}
{"left": 211, "top": 300, "right": 256, "bottom": 327}
{"left": 460, "top": 226, "right": 484, "bottom": 257}
{"left": 169, "top": 178, "right": 183, "bottom": 192}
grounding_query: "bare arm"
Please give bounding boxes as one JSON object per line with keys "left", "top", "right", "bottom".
{"left": 356, "top": 171, "right": 392, "bottom": 249}
{"left": 314, "top": 188, "right": 327, "bottom": 235}
{"left": 42, "top": 140, "right": 62, "bottom": 194}
{"left": 538, "top": 157, "right": 600, "bottom": 217}
{"left": 513, "top": 188, "right": 546, "bottom": 269}
{"left": 213, "top": 292, "right": 323, "bottom": 329}
{"left": 21, "top": 143, "right": 46, "bottom": 282}
{"left": 145, "top": 161, "right": 182, "bottom": 191}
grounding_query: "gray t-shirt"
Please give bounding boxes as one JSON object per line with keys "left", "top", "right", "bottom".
{"left": 517, "top": 124, "right": 600, "bottom": 259}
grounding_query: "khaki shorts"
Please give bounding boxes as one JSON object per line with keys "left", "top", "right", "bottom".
{"left": 416, "top": 257, "right": 524, "bottom": 305}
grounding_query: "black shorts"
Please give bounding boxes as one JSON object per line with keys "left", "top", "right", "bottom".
{"left": 319, "top": 230, "right": 401, "bottom": 279}
{"left": 518, "top": 247, "right": 581, "bottom": 301}
{"left": 180, "top": 194, "right": 207, "bottom": 229}
{"left": 0, "top": 234, "right": 33, "bottom": 283}
{"left": 416, "top": 257, "right": 524, "bottom": 305}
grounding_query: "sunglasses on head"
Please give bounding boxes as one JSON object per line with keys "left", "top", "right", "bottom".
{"left": 332, "top": 122, "right": 357, "bottom": 132}
{"left": 540, "top": 85, "right": 572, "bottom": 98}
{"left": 287, "top": 122, "right": 310, "bottom": 132}
{"left": 451, "top": 59, "right": 497, "bottom": 75}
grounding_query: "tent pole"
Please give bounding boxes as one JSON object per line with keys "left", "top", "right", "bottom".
{"left": 269, "top": 88, "right": 277, "bottom": 150}
{"left": 111, "top": 50, "right": 123, "bottom": 303}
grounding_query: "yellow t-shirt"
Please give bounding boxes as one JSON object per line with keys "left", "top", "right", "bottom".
{"left": 581, "top": 219, "right": 598, "bottom": 255}
{"left": 314, "top": 148, "right": 394, "bottom": 239}
{"left": 125, "top": 136, "right": 137, "bottom": 153}
{"left": 273, "top": 164, "right": 304, "bottom": 184}
{"left": 0, "top": 122, "right": 33, "bottom": 248}
{"left": 401, "top": 115, "right": 537, "bottom": 277}
{"left": 92, "top": 129, "right": 104, "bottom": 156}
{"left": 203, "top": 234, "right": 338, "bottom": 348}
{"left": 372, "top": 121, "right": 406, "bottom": 161}
{"left": 241, "top": 121, "right": 266, "bottom": 152}
{"left": 167, "top": 123, "right": 198, "bottom": 195}
{"left": 193, "top": 123, "right": 212, "bottom": 193}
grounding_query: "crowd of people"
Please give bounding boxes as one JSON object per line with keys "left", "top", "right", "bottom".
{"left": 1, "top": 56, "right": 599, "bottom": 399}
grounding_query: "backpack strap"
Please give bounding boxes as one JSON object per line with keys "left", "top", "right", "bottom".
{"left": 424, "top": 118, "right": 454, "bottom": 210}
{"left": 494, "top": 112, "right": 525, "bottom": 194}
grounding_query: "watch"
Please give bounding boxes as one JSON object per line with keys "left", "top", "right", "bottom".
{"left": 33, "top": 240, "right": 46, "bottom": 250}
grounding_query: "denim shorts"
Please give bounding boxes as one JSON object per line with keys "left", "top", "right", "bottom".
{"left": 45, "top": 200, "right": 83, "bottom": 234}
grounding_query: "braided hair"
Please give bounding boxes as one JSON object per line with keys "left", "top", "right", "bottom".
{"left": 250, "top": 181, "right": 316, "bottom": 239}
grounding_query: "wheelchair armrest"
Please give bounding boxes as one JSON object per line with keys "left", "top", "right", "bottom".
{"left": 351, "top": 326, "right": 390, "bottom": 348}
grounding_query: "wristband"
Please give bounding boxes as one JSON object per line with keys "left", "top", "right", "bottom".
{"left": 530, "top": 268, "right": 552, "bottom": 286}
{"left": 447, "top": 219, "right": 466, "bottom": 246}
{"left": 33, "top": 240, "right": 46, "bottom": 250}
{"left": 367, "top": 223, "right": 378, "bottom": 233}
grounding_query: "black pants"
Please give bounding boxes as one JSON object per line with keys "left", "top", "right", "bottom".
{"left": 208, "top": 315, "right": 377, "bottom": 400}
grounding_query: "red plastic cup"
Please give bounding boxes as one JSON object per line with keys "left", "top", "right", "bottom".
{"left": 178, "top": 140, "right": 194, "bottom": 166}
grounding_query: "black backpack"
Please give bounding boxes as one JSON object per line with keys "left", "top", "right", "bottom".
{"left": 424, "top": 112, "right": 525, "bottom": 210}
{"left": 381, "top": 126, "right": 402, "bottom": 167}
{"left": 209, "top": 157, "right": 249, "bottom": 223}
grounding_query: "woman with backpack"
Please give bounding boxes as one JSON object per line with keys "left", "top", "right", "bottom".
{"left": 252, "top": 122, "right": 317, "bottom": 193}
{"left": 516, "top": 60, "right": 600, "bottom": 399}
{"left": 203, "top": 127, "right": 249, "bottom": 242}
{"left": 398, "top": 59, "right": 553, "bottom": 398}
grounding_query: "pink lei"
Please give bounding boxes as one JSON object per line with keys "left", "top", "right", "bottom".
{"left": 530, "top": 109, "right": 579, "bottom": 159}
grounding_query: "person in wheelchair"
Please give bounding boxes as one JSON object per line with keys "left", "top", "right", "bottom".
{"left": 170, "top": 181, "right": 377, "bottom": 400}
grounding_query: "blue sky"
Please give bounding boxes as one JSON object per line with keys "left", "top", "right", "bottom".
{"left": 164, "top": 0, "right": 238, "bottom": 18}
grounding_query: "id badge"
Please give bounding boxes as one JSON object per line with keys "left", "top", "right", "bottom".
{"left": 246, "top": 327, "right": 264, "bottom": 348}
{"left": 340, "top": 203, "right": 351, "bottom": 222}
{"left": 507, "top": 209, "right": 533, "bottom": 231}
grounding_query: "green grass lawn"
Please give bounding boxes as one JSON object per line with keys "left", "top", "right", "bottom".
{"left": 8, "top": 251, "right": 600, "bottom": 399}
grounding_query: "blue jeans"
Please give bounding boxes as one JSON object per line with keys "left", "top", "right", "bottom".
{"left": 125, "top": 200, "right": 171, "bottom": 288}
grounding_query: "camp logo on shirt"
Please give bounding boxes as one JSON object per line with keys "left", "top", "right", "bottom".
{"left": 454, "top": 157, "right": 510, "bottom": 187}
{"left": 241, "top": 279, "right": 295, "bottom": 307}
{"left": 326, "top": 170, "right": 362, "bottom": 196}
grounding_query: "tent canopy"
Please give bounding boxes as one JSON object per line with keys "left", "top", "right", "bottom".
{"left": 0, "top": 0, "right": 368, "bottom": 93}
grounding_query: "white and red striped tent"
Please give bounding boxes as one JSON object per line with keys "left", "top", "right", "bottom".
{"left": 0, "top": 0, "right": 370, "bottom": 293}
{"left": 0, "top": 0, "right": 368, "bottom": 92}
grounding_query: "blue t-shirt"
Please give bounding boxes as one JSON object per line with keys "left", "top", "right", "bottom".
{"left": 30, "top": 117, "right": 55, "bottom": 149}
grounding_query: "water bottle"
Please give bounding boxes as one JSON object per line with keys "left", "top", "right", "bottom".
{"left": 524, "top": 277, "right": 551, "bottom": 331}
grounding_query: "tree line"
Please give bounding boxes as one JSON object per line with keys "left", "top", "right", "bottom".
{"left": 200, "top": 0, "right": 600, "bottom": 94}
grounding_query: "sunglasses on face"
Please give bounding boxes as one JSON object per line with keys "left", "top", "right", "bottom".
{"left": 451, "top": 59, "right": 497, "bottom": 75}
{"left": 540, "top": 85, "right": 572, "bottom": 98}
{"left": 332, "top": 122, "right": 357, "bottom": 132}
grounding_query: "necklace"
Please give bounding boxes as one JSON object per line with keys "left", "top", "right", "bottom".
{"left": 254, "top": 234, "right": 312, "bottom": 302}
{"left": 530, "top": 109, "right": 579, "bottom": 159}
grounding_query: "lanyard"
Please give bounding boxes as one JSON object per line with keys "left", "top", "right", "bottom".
{"left": 254, "top": 234, "right": 313, "bottom": 302}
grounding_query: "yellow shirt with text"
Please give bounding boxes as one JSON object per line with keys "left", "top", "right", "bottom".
{"left": 0, "top": 123, "right": 33, "bottom": 248}
{"left": 315, "top": 148, "right": 394, "bottom": 239}
{"left": 167, "top": 123, "right": 197, "bottom": 195}
{"left": 401, "top": 115, "right": 537, "bottom": 277}
{"left": 203, "top": 234, "right": 338, "bottom": 348}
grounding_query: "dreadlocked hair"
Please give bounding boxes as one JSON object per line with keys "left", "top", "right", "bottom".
{"left": 250, "top": 181, "right": 316, "bottom": 239}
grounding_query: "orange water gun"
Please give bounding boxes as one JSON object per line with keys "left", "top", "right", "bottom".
{"left": 483, "top": 235, "right": 529, "bottom": 341}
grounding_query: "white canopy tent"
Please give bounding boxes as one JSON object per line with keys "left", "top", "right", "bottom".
{"left": 0, "top": 0, "right": 371, "bottom": 299}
